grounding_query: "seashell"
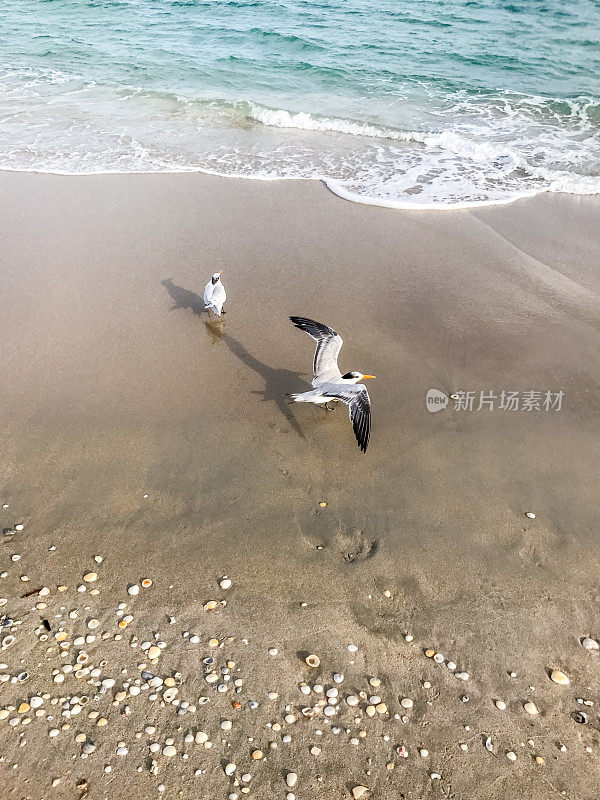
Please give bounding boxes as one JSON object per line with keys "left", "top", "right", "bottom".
{"left": 147, "top": 646, "right": 161, "bottom": 660}
{"left": 163, "top": 745, "right": 176, "bottom": 757}
{"left": 506, "top": 751, "right": 517, "bottom": 761}
{"left": 141, "top": 579, "right": 152, "bottom": 588}
{"left": 219, "top": 578, "right": 232, "bottom": 590}
{"left": 433, "top": 653, "right": 444, "bottom": 664}
{"left": 302, "top": 706, "right": 316, "bottom": 717}
{"left": 352, "top": 787, "right": 369, "bottom": 799}
{"left": 30, "top": 697, "right": 43, "bottom": 708}
{"left": 305, "top": 654, "right": 320, "bottom": 668}
{"left": 163, "top": 687, "right": 178, "bottom": 703}
{"left": 286, "top": 773, "right": 298, "bottom": 788}
{"left": 485, "top": 736, "right": 493, "bottom": 752}
{"left": 1, "top": 635, "right": 15, "bottom": 649}
{"left": 204, "top": 600, "right": 218, "bottom": 611}
{"left": 495, "top": 700, "right": 506, "bottom": 711}
{"left": 83, "top": 572, "right": 97, "bottom": 583}
{"left": 376, "top": 702, "right": 387, "bottom": 714}
{"left": 127, "top": 584, "right": 139, "bottom": 596}
{"left": 224, "top": 763, "right": 236, "bottom": 776}
{"left": 581, "top": 637, "right": 600, "bottom": 651}
{"left": 333, "top": 673, "right": 344, "bottom": 683}
{"left": 419, "top": 748, "right": 429, "bottom": 758}
{"left": 400, "top": 698, "right": 413, "bottom": 709}
{"left": 525, "top": 512, "right": 536, "bottom": 519}
{"left": 76, "top": 652, "right": 89, "bottom": 665}
{"left": 571, "top": 710, "right": 587, "bottom": 724}
{"left": 87, "top": 619, "right": 99, "bottom": 629}
{"left": 524, "top": 701, "right": 538, "bottom": 715}
{"left": 550, "top": 669, "right": 570, "bottom": 685}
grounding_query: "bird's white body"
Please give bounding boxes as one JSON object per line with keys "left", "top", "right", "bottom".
{"left": 288, "top": 316, "right": 374, "bottom": 452}
{"left": 204, "top": 272, "right": 226, "bottom": 316}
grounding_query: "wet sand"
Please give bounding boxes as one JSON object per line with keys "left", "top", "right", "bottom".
{"left": 0, "top": 171, "right": 599, "bottom": 800}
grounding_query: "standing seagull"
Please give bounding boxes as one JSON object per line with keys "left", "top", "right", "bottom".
{"left": 288, "top": 316, "right": 375, "bottom": 452}
{"left": 204, "top": 271, "right": 226, "bottom": 316}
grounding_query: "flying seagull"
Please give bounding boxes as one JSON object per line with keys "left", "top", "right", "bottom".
{"left": 288, "top": 316, "right": 375, "bottom": 452}
{"left": 204, "top": 271, "right": 226, "bottom": 316}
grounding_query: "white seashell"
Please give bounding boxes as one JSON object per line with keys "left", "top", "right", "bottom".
{"left": 352, "top": 787, "right": 369, "bottom": 799}
{"left": 87, "top": 619, "right": 99, "bottom": 629}
{"left": 524, "top": 701, "right": 538, "bottom": 715}
{"left": 525, "top": 512, "right": 536, "bottom": 519}
{"left": 433, "top": 653, "right": 444, "bottom": 664}
{"left": 485, "top": 736, "right": 493, "bottom": 752}
{"left": 400, "top": 698, "right": 414, "bottom": 709}
{"left": 550, "top": 669, "right": 570, "bottom": 685}
{"left": 581, "top": 637, "right": 600, "bottom": 651}
{"left": 333, "top": 673, "right": 344, "bottom": 683}
{"left": 506, "top": 751, "right": 517, "bottom": 761}
{"left": 495, "top": 700, "right": 507, "bottom": 711}
{"left": 147, "top": 646, "right": 161, "bottom": 660}
{"left": 219, "top": 578, "right": 232, "bottom": 590}
{"left": 163, "top": 687, "right": 178, "bottom": 703}
{"left": 286, "top": 773, "right": 298, "bottom": 788}
{"left": 162, "top": 745, "right": 176, "bottom": 757}
{"left": 323, "top": 705, "right": 336, "bottom": 717}
{"left": 346, "top": 695, "right": 359, "bottom": 707}
{"left": 128, "top": 584, "right": 140, "bottom": 596}
{"left": 83, "top": 572, "right": 97, "bottom": 583}
{"left": 347, "top": 644, "right": 358, "bottom": 652}
{"left": 305, "top": 654, "right": 320, "bottom": 668}
{"left": 225, "top": 763, "right": 236, "bottom": 776}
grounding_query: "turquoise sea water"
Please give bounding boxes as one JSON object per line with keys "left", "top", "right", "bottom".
{"left": 0, "top": 0, "right": 599, "bottom": 207}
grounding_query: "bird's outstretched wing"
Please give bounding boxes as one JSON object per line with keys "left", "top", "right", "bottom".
{"left": 289, "top": 316, "right": 343, "bottom": 386}
{"left": 321, "top": 383, "right": 371, "bottom": 453}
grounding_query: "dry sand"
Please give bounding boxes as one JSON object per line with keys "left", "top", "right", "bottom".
{"left": 0, "top": 171, "right": 599, "bottom": 800}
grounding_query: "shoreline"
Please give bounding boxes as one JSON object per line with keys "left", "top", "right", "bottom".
{"left": 0, "top": 170, "right": 599, "bottom": 800}
{"left": 0, "top": 166, "right": 588, "bottom": 212}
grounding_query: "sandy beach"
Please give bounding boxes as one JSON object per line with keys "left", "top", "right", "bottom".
{"left": 1, "top": 171, "right": 599, "bottom": 800}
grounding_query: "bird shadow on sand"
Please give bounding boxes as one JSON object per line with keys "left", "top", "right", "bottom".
{"left": 221, "top": 332, "right": 307, "bottom": 440}
{"left": 161, "top": 278, "right": 205, "bottom": 315}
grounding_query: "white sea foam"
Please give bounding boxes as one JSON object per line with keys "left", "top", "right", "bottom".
{"left": 0, "top": 65, "right": 599, "bottom": 209}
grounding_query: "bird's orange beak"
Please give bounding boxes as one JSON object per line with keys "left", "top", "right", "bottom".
{"left": 218, "top": 270, "right": 222, "bottom": 275}
{"left": 362, "top": 375, "right": 376, "bottom": 380}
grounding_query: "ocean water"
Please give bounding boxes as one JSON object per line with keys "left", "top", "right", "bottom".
{"left": 0, "top": 0, "right": 599, "bottom": 208}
